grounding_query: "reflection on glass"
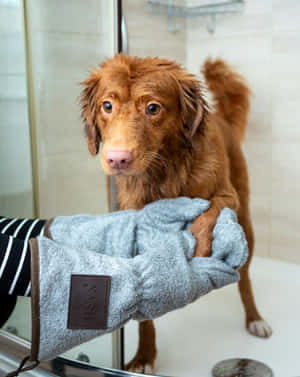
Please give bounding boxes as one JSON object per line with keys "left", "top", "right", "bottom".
{"left": 0, "top": 0, "right": 34, "bottom": 219}
{"left": 0, "top": 0, "right": 115, "bottom": 370}
{"left": 0, "top": 0, "right": 33, "bottom": 345}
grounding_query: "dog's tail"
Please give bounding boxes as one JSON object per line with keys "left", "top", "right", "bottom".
{"left": 202, "top": 58, "right": 251, "bottom": 143}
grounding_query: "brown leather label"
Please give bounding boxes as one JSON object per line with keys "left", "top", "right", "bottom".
{"left": 68, "top": 275, "right": 111, "bottom": 330}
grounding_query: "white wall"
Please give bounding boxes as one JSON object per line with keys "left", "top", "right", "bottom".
{"left": 186, "top": 0, "right": 300, "bottom": 264}
{"left": 27, "top": 1, "right": 115, "bottom": 364}
{"left": 27, "top": 0, "right": 114, "bottom": 217}
{"left": 123, "top": 0, "right": 300, "bottom": 265}
{"left": 2, "top": 0, "right": 298, "bottom": 264}
{"left": 0, "top": 0, "right": 34, "bottom": 217}
{"left": 123, "top": 0, "right": 186, "bottom": 64}
{"left": 1, "top": 0, "right": 116, "bottom": 367}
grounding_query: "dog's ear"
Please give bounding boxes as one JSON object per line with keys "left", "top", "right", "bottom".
{"left": 80, "top": 73, "right": 102, "bottom": 156}
{"left": 177, "top": 74, "right": 206, "bottom": 138}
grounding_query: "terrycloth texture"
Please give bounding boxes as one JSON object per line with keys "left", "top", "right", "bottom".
{"left": 48, "top": 209, "right": 139, "bottom": 258}
{"left": 31, "top": 197, "right": 248, "bottom": 362}
{"left": 47, "top": 197, "right": 211, "bottom": 257}
{"left": 133, "top": 207, "right": 248, "bottom": 320}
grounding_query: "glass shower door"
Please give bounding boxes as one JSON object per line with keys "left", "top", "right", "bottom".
{"left": 0, "top": 0, "right": 121, "bottom": 371}
{"left": 0, "top": 0, "right": 34, "bottom": 345}
{"left": 0, "top": 0, "right": 34, "bottom": 219}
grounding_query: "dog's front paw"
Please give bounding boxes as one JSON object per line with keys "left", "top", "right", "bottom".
{"left": 188, "top": 213, "right": 215, "bottom": 257}
{"left": 247, "top": 319, "right": 272, "bottom": 338}
{"left": 189, "top": 220, "right": 213, "bottom": 257}
{"left": 125, "top": 357, "right": 155, "bottom": 374}
{"left": 193, "top": 229, "right": 212, "bottom": 257}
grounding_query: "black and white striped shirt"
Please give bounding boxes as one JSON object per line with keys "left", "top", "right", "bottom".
{"left": 0, "top": 217, "right": 46, "bottom": 296}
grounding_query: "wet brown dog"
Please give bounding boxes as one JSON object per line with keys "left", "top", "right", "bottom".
{"left": 81, "top": 54, "right": 272, "bottom": 373}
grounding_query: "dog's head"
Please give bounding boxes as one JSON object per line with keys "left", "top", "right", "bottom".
{"left": 81, "top": 54, "right": 211, "bottom": 176}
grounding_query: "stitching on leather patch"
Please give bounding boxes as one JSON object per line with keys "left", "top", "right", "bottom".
{"left": 68, "top": 275, "right": 111, "bottom": 330}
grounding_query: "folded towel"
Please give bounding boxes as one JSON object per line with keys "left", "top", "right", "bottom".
{"left": 27, "top": 198, "right": 247, "bottom": 364}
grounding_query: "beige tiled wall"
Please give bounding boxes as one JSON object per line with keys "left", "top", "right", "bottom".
{"left": 27, "top": 0, "right": 114, "bottom": 218}
{"left": 123, "top": 0, "right": 186, "bottom": 64}
{"left": 124, "top": 0, "right": 300, "bottom": 264}
{"left": 185, "top": 0, "right": 300, "bottom": 264}
{"left": 0, "top": 0, "right": 34, "bottom": 218}
{"left": 19, "top": 0, "right": 115, "bottom": 367}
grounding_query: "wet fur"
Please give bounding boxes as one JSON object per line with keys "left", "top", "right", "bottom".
{"left": 81, "top": 54, "right": 271, "bottom": 373}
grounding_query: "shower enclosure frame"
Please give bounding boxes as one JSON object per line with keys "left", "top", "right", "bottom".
{"left": 0, "top": 0, "right": 127, "bottom": 374}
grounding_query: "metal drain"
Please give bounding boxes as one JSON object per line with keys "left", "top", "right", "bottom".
{"left": 212, "top": 358, "right": 273, "bottom": 377}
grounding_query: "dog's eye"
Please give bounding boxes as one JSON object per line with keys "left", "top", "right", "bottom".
{"left": 146, "top": 103, "right": 161, "bottom": 116}
{"left": 102, "top": 101, "right": 113, "bottom": 113}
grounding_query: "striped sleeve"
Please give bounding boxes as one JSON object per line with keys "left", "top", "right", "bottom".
{"left": 0, "top": 217, "right": 46, "bottom": 239}
{"left": 0, "top": 217, "right": 46, "bottom": 296}
{"left": 0, "top": 234, "right": 31, "bottom": 296}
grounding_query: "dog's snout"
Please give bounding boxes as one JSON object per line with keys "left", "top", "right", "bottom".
{"left": 105, "top": 150, "right": 133, "bottom": 170}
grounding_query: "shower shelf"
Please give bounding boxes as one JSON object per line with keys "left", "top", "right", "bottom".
{"left": 147, "top": 0, "right": 245, "bottom": 33}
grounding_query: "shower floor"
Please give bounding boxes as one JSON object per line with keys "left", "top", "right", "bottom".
{"left": 125, "top": 256, "right": 300, "bottom": 377}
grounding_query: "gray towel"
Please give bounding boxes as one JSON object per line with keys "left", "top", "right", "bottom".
{"left": 46, "top": 197, "right": 211, "bottom": 257}
{"left": 29, "top": 197, "right": 248, "bottom": 362}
